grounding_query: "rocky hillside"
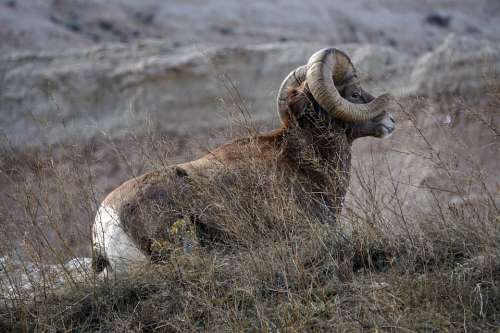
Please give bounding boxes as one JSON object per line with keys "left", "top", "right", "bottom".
{"left": 1, "top": 36, "right": 498, "bottom": 147}
{"left": 2, "top": 0, "right": 499, "bottom": 54}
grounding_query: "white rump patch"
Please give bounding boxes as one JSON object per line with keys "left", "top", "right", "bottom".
{"left": 92, "top": 205, "right": 147, "bottom": 273}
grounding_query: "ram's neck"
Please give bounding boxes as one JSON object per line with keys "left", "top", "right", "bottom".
{"left": 281, "top": 123, "right": 351, "bottom": 170}
{"left": 277, "top": 123, "right": 353, "bottom": 220}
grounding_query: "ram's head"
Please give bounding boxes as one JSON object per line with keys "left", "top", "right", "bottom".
{"left": 277, "top": 48, "right": 398, "bottom": 138}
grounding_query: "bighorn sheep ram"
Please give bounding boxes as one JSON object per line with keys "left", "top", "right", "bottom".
{"left": 92, "top": 48, "right": 398, "bottom": 273}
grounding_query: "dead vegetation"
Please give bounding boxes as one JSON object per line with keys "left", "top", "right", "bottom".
{"left": 0, "top": 85, "right": 498, "bottom": 332}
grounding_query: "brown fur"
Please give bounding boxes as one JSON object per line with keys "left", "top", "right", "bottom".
{"left": 93, "top": 83, "right": 394, "bottom": 271}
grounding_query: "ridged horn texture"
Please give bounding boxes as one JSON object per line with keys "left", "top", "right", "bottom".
{"left": 306, "top": 48, "right": 394, "bottom": 123}
{"left": 276, "top": 65, "right": 307, "bottom": 122}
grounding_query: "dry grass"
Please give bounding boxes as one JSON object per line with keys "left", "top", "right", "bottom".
{"left": 0, "top": 85, "right": 498, "bottom": 332}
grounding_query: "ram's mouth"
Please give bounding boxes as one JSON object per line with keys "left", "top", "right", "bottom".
{"left": 380, "top": 124, "right": 395, "bottom": 138}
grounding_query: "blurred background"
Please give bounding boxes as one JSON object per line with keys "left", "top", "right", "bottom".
{"left": 1, "top": 0, "right": 499, "bottom": 145}
{"left": 0, "top": 0, "right": 499, "bottom": 257}
{"left": 2, "top": 0, "right": 499, "bottom": 53}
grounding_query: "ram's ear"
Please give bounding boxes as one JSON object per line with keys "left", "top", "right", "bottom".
{"left": 286, "top": 87, "right": 309, "bottom": 124}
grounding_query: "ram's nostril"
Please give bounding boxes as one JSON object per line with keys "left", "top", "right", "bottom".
{"left": 390, "top": 115, "right": 395, "bottom": 123}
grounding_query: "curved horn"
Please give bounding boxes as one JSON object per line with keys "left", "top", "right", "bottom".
{"left": 276, "top": 65, "right": 307, "bottom": 123}
{"left": 306, "top": 48, "right": 395, "bottom": 122}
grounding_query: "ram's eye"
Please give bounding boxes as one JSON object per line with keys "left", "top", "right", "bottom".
{"left": 351, "top": 92, "right": 361, "bottom": 99}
